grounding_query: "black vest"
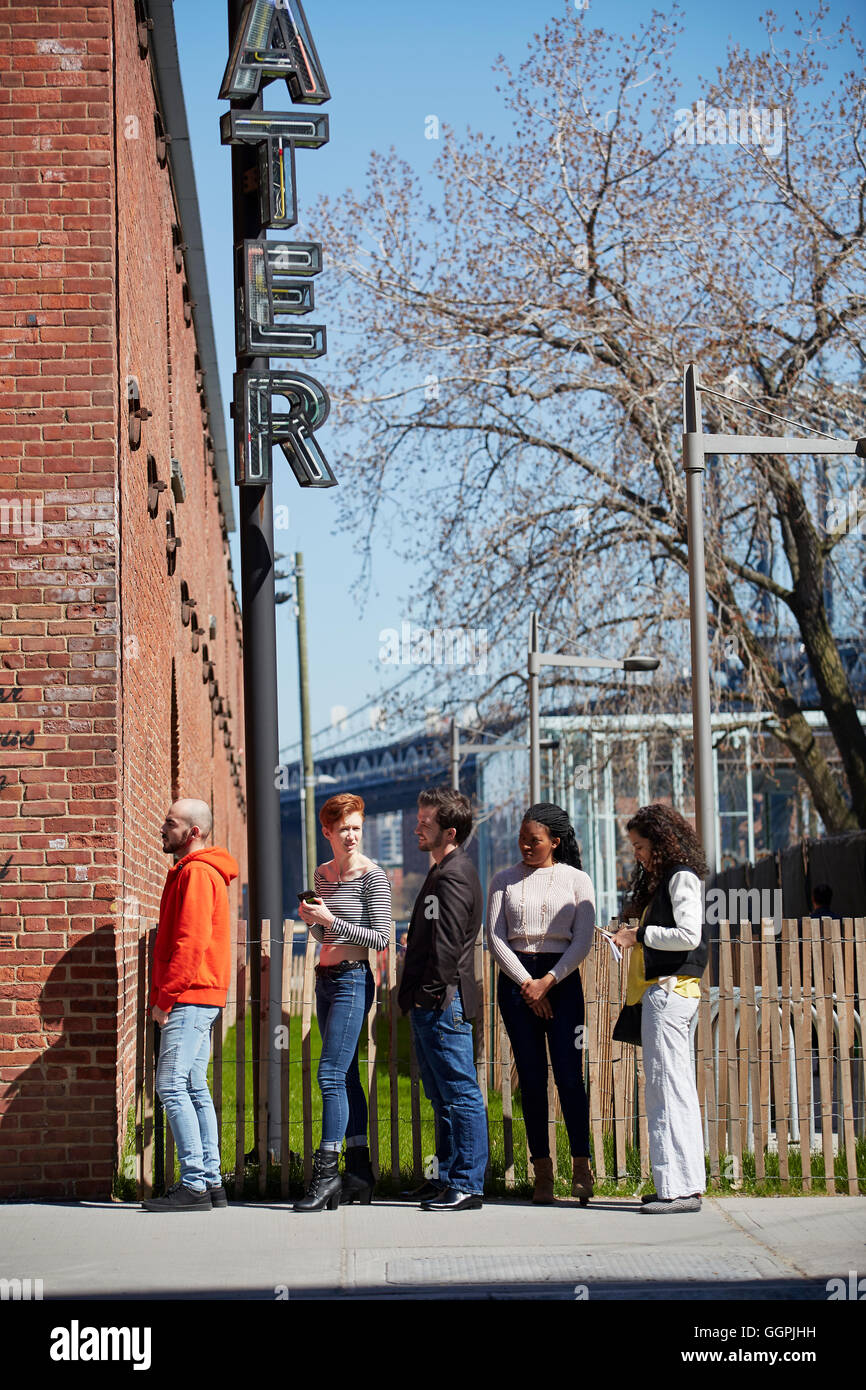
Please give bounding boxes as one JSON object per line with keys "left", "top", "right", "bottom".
{"left": 639, "top": 863, "right": 708, "bottom": 982}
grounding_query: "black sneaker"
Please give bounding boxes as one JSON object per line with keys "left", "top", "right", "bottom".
{"left": 142, "top": 1182, "right": 212, "bottom": 1212}
{"left": 208, "top": 1182, "right": 228, "bottom": 1208}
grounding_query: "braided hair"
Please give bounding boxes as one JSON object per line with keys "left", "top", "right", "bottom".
{"left": 522, "top": 802, "right": 582, "bottom": 869}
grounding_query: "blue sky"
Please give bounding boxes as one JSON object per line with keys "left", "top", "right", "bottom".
{"left": 172, "top": 0, "right": 864, "bottom": 760}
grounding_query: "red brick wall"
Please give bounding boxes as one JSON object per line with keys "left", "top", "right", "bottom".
{"left": 0, "top": 0, "right": 247, "bottom": 1197}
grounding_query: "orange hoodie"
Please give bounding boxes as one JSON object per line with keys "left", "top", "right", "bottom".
{"left": 150, "top": 847, "right": 239, "bottom": 1013}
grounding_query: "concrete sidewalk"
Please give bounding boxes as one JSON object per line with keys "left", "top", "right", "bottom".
{"left": 2, "top": 1195, "right": 864, "bottom": 1300}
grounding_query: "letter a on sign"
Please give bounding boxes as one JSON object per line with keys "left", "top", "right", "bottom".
{"left": 221, "top": 0, "right": 330, "bottom": 104}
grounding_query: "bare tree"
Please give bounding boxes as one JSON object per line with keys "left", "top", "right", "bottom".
{"left": 313, "top": 4, "right": 866, "bottom": 829}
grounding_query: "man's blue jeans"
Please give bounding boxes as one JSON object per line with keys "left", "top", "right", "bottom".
{"left": 410, "top": 991, "right": 488, "bottom": 1195}
{"left": 155, "top": 1003, "right": 221, "bottom": 1193}
{"left": 315, "top": 963, "right": 375, "bottom": 1146}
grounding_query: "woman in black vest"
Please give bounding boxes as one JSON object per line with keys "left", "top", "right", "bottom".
{"left": 612, "top": 804, "right": 708, "bottom": 1214}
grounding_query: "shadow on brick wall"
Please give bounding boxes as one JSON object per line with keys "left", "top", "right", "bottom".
{"left": 0, "top": 925, "right": 118, "bottom": 1200}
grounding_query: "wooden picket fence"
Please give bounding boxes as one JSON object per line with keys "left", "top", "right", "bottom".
{"left": 135, "top": 915, "right": 866, "bottom": 1197}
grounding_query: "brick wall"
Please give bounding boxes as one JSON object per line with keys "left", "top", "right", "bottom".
{"left": 0, "top": 0, "right": 247, "bottom": 1198}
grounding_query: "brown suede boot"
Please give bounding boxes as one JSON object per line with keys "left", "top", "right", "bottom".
{"left": 531, "top": 1155, "right": 555, "bottom": 1204}
{"left": 571, "top": 1156, "right": 594, "bottom": 1207}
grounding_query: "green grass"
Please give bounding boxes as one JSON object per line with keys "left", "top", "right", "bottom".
{"left": 112, "top": 1103, "right": 138, "bottom": 1201}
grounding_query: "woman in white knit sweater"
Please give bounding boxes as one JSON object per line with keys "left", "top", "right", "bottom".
{"left": 486, "top": 802, "right": 596, "bottom": 1204}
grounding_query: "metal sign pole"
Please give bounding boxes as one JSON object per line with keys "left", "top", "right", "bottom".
{"left": 226, "top": 0, "right": 283, "bottom": 1156}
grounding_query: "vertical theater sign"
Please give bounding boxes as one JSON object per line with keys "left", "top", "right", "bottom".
{"left": 221, "top": 0, "right": 336, "bottom": 488}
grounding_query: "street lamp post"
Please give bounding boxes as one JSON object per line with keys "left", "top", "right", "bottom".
{"left": 682, "top": 363, "right": 865, "bottom": 877}
{"left": 683, "top": 364, "right": 716, "bottom": 878}
{"left": 527, "top": 612, "right": 660, "bottom": 802}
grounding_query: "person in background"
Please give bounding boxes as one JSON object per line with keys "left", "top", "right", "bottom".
{"left": 810, "top": 882, "right": 834, "bottom": 917}
{"left": 612, "top": 804, "right": 709, "bottom": 1215}
{"left": 487, "top": 803, "right": 596, "bottom": 1205}
{"left": 143, "top": 799, "right": 238, "bottom": 1212}
{"left": 295, "top": 794, "right": 391, "bottom": 1211}
{"left": 398, "top": 787, "right": 488, "bottom": 1212}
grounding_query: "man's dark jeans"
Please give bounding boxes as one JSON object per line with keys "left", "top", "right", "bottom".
{"left": 410, "top": 991, "right": 488, "bottom": 1195}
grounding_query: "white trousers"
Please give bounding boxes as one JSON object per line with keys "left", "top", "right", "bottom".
{"left": 641, "top": 984, "right": 706, "bottom": 1198}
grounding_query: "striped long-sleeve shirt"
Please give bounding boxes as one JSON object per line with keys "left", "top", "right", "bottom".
{"left": 310, "top": 863, "right": 392, "bottom": 951}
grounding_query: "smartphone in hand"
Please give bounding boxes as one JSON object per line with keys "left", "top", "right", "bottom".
{"left": 297, "top": 890, "right": 320, "bottom": 904}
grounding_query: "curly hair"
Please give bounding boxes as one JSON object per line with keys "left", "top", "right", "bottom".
{"left": 624, "top": 803, "right": 707, "bottom": 917}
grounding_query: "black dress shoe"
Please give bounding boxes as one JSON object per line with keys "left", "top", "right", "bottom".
{"left": 421, "top": 1185, "right": 483, "bottom": 1211}
{"left": 400, "top": 1179, "right": 446, "bottom": 1203}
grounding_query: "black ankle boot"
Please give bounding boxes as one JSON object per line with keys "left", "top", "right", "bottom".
{"left": 340, "top": 1145, "right": 375, "bottom": 1205}
{"left": 293, "top": 1148, "right": 342, "bottom": 1212}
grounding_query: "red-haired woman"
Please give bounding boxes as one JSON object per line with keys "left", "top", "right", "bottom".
{"left": 295, "top": 793, "right": 392, "bottom": 1211}
{"left": 612, "top": 804, "right": 708, "bottom": 1215}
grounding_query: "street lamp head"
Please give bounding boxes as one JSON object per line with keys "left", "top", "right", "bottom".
{"left": 623, "top": 656, "right": 660, "bottom": 672}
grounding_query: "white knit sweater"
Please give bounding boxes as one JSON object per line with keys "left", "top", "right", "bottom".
{"left": 486, "top": 861, "right": 596, "bottom": 986}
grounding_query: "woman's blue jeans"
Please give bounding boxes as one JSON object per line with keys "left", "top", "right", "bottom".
{"left": 497, "top": 952, "right": 590, "bottom": 1160}
{"left": 315, "top": 963, "right": 375, "bottom": 1147}
{"left": 154, "top": 1003, "right": 221, "bottom": 1192}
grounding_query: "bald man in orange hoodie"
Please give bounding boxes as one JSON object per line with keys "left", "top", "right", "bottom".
{"left": 142, "top": 799, "right": 239, "bottom": 1212}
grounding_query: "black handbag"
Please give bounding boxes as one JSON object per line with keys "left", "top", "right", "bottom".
{"left": 612, "top": 1000, "right": 642, "bottom": 1046}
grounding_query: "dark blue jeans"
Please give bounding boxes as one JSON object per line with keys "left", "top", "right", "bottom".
{"left": 497, "top": 952, "right": 590, "bottom": 1159}
{"left": 315, "top": 963, "right": 375, "bottom": 1147}
{"left": 410, "top": 991, "right": 489, "bottom": 1195}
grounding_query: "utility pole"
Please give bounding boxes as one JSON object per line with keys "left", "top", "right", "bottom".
{"left": 294, "top": 552, "right": 318, "bottom": 883}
